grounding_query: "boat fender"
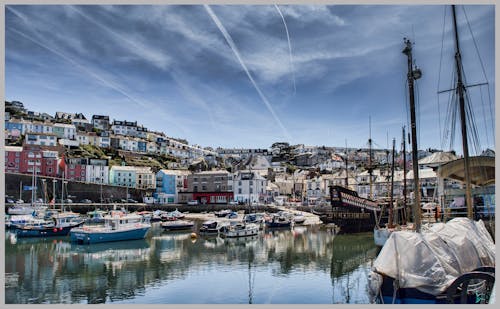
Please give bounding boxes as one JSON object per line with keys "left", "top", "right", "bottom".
{"left": 53, "top": 228, "right": 57, "bottom": 232}
{"left": 190, "top": 232, "right": 197, "bottom": 239}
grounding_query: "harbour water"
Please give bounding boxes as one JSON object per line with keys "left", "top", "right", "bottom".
{"left": 5, "top": 222, "right": 379, "bottom": 304}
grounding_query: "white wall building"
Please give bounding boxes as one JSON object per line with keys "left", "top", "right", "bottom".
{"left": 85, "top": 159, "right": 109, "bottom": 184}
{"left": 232, "top": 170, "right": 267, "bottom": 204}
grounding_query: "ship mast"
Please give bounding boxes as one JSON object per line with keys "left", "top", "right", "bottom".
{"left": 388, "top": 138, "right": 396, "bottom": 228}
{"left": 451, "top": 5, "right": 473, "bottom": 219}
{"left": 402, "top": 38, "right": 422, "bottom": 232}
{"left": 402, "top": 126, "right": 408, "bottom": 224}
{"left": 368, "top": 116, "right": 373, "bottom": 199}
{"left": 345, "top": 140, "right": 349, "bottom": 188}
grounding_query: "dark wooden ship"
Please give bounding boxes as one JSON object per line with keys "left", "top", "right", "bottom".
{"left": 315, "top": 185, "right": 381, "bottom": 233}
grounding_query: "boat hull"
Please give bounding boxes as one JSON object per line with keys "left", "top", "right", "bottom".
{"left": 15, "top": 223, "right": 83, "bottom": 238}
{"left": 161, "top": 222, "right": 194, "bottom": 231}
{"left": 70, "top": 226, "right": 150, "bottom": 244}
{"left": 265, "top": 222, "right": 292, "bottom": 228}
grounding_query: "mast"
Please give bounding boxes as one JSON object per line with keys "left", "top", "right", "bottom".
{"left": 402, "top": 38, "right": 422, "bottom": 232}
{"left": 451, "top": 5, "right": 473, "bottom": 219}
{"left": 402, "top": 126, "right": 408, "bottom": 224}
{"left": 368, "top": 116, "right": 373, "bottom": 199}
{"left": 388, "top": 138, "right": 396, "bottom": 228}
{"left": 344, "top": 140, "right": 348, "bottom": 188}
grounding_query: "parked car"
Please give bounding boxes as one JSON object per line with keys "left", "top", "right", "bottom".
{"left": 229, "top": 201, "right": 239, "bottom": 205}
{"left": 64, "top": 199, "right": 73, "bottom": 204}
{"left": 127, "top": 198, "right": 138, "bottom": 203}
{"left": 16, "top": 199, "right": 25, "bottom": 204}
{"left": 80, "top": 199, "right": 93, "bottom": 204}
{"left": 187, "top": 200, "right": 199, "bottom": 205}
{"left": 6, "top": 198, "right": 15, "bottom": 204}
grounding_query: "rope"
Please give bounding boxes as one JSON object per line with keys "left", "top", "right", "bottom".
{"left": 437, "top": 5, "right": 447, "bottom": 148}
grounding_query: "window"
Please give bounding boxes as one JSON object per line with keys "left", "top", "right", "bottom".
{"left": 250, "top": 188, "right": 253, "bottom": 194}
{"left": 202, "top": 185, "right": 207, "bottom": 191}
{"left": 238, "top": 188, "right": 242, "bottom": 194}
{"left": 228, "top": 186, "right": 232, "bottom": 191}
{"left": 250, "top": 181, "right": 253, "bottom": 186}
{"left": 238, "top": 181, "right": 242, "bottom": 186}
{"left": 194, "top": 186, "right": 198, "bottom": 192}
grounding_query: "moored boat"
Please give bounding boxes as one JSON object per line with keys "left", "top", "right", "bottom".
{"left": 214, "top": 209, "right": 231, "bottom": 217}
{"left": 161, "top": 219, "right": 195, "bottom": 231}
{"left": 15, "top": 212, "right": 85, "bottom": 238}
{"left": 69, "top": 212, "right": 151, "bottom": 244}
{"left": 199, "top": 220, "right": 228, "bottom": 235}
{"left": 265, "top": 213, "right": 293, "bottom": 228}
{"left": 219, "top": 221, "right": 259, "bottom": 238}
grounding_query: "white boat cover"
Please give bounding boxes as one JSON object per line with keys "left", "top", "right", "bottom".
{"left": 372, "top": 218, "right": 495, "bottom": 296}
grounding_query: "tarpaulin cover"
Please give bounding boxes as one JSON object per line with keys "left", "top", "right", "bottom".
{"left": 372, "top": 218, "right": 495, "bottom": 295}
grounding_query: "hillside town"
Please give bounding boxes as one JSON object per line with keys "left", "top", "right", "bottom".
{"left": 5, "top": 100, "right": 493, "bottom": 208}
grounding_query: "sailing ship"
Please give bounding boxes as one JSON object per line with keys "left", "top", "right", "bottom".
{"left": 370, "top": 5, "right": 495, "bottom": 304}
{"left": 315, "top": 185, "right": 381, "bottom": 233}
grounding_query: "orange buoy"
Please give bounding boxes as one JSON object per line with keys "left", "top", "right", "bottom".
{"left": 190, "top": 232, "right": 197, "bottom": 239}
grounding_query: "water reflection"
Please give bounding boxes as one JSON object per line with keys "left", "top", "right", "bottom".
{"left": 5, "top": 223, "right": 378, "bottom": 304}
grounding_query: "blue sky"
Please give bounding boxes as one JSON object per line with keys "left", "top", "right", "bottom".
{"left": 5, "top": 4, "right": 495, "bottom": 153}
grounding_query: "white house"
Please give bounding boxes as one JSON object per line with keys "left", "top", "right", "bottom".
{"left": 53, "top": 123, "right": 76, "bottom": 140}
{"left": 25, "top": 132, "right": 57, "bottom": 147}
{"left": 118, "top": 137, "right": 139, "bottom": 152}
{"left": 232, "top": 170, "right": 267, "bottom": 205}
{"left": 85, "top": 159, "right": 109, "bottom": 184}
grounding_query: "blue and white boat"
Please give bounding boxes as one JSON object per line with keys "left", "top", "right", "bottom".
{"left": 15, "top": 212, "right": 85, "bottom": 238}
{"left": 70, "top": 212, "right": 151, "bottom": 244}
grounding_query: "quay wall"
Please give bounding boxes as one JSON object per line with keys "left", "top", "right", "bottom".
{"left": 5, "top": 172, "right": 148, "bottom": 202}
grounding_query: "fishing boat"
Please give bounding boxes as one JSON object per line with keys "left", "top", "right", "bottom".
{"left": 15, "top": 212, "right": 85, "bottom": 238}
{"left": 161, "top": 219, "right": 195, "bottom": 231}
{"left": 69, "top": 211, "right": 151, "bottom": 244}
{"left": 219, "top": 221, "right": 259, "bottom": 238}
{"left": 371, "top": 6, "right": 495, "bottom": 303}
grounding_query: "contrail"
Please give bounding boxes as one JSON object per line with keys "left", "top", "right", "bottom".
{"left": 204, "top": 4, "right": 292, "bottom": 141}
{"left": 8, "top": 26, "right": 189, "bottom": 134}
{"left": 274, "top": 4, "right": 296, "bottom": 95}
{"left": 67, "top": 5, "right": 170, "bottom": 70}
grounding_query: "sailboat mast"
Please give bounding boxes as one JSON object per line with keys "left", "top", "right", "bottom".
{"left": 345, "top": 140, "right": 348, "bottom": 188}
{"left": 402, "top": 126, "right": 408, "bottom": 224}
{"left": 403, "top": 38, "right": 422, "bottom": 232}
{"left": 388, "top": 138, "right": 396, "bottom": 228}
{"left": 368, "top": 116, "right": 373, "bottom": 199}
{"left": 451, "top": 5, "right": 473, "bottom": 219}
